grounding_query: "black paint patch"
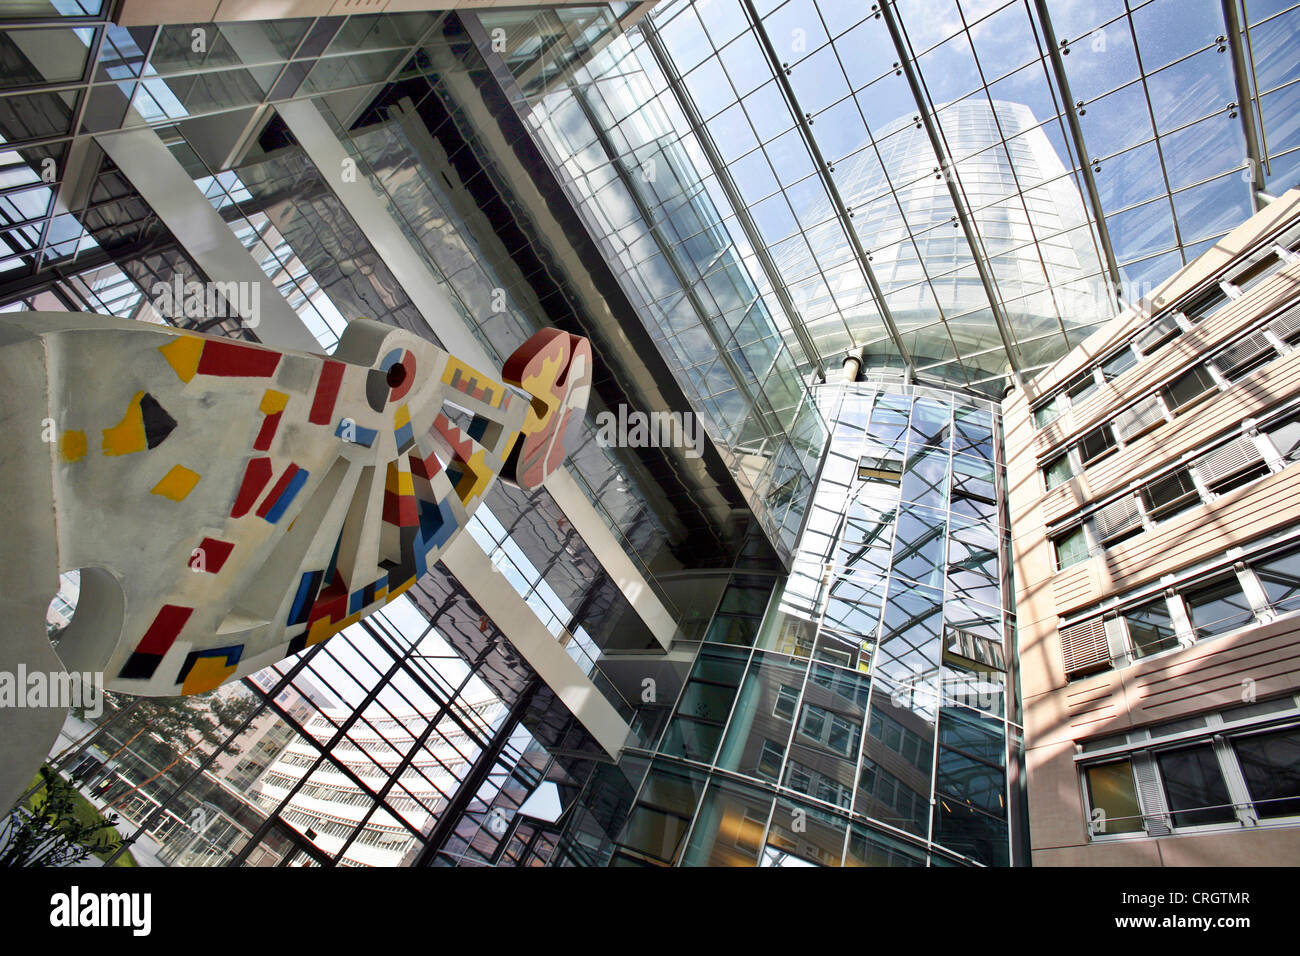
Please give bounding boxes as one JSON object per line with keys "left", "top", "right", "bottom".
{"left": 140, "top": 393, "right": 177, "bottom": 449}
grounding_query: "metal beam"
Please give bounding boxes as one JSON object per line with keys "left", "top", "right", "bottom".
{"left": 639, "top": 16, "right": 827, "bottom": 381}
{"left": 1221, "top": 0, "right": 1268, "bottom": 212}
{"left": 1033, "top": 0, "right": 1126, "bottom": 301}
{"left": 876, "top": 0, "right": 1024, "bottom": 381}
{"left": 739, "top": 0, "right": 913, "bottom": 371}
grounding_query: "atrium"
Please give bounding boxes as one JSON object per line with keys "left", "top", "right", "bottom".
{"left": 0, "top": 0, "right": 1297, "bottom": 870}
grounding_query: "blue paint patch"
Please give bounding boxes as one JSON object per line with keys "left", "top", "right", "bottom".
{"left": 263, "top": 467, "right": 309, "bottom": 524}
{"left": 335, "top": 418, "right": 378, "bottom": 447}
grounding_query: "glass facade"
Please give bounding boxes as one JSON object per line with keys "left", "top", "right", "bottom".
{"left": 570, "top": 380, "right": 1021, "bottom": 866}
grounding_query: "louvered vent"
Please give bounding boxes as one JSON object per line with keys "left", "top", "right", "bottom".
{"left": 1211, "top": 330, "right": 1275, "bottom": 377}
{"left": 1267, "top": 301, "right": 1300, "bottom": 342}
{"left": 1134, "top": 313, "right": 1180, "bottom": 354}
{"left": 1060, "top": 618, "right": 1111, "bottom": 678}
{"left": 1094, "top": 494, "right": 1142, "bottom": 541}
{"left": 1193, "top": 436, "right": 1262, "bottom": 485}
{"left": 1132, "top": 754, "right": 1171, "bottom": 837}
{"left": 1112, "top": 395, "right": 1165, "bottom": 441}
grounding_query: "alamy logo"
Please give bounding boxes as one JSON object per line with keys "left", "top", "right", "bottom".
{"left": 889, "top": 673, "right": 1001, "bottom": 713}
{"left": 594, "top": 405, "right": 705, "bottom": 459}
{"left": 49, "top": 887, "right": 151, "bottom": 936}
{"left": 150, "top": 274, "right": 261, "bottom": 327}
{"left": 0, "top": 666, "right": 102, "bottom": 718}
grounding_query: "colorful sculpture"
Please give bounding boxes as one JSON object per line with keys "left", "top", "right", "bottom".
{"left": 0, "top": 312, "right": 591, "bottom": 808}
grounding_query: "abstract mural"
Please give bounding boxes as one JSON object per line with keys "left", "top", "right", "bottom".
{"left": 1, "top": 312, "right": 592, "bottom": 699}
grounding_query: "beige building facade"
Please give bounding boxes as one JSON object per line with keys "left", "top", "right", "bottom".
{"left": 1005, "top": 189, "right": 1300, "bottom": 865}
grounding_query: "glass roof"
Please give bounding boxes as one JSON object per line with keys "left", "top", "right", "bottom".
{"left": 647, "top": 0, "right": 1300, "bottom": 391}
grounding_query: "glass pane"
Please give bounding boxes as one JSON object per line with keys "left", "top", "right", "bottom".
{"left": 1044, "top": 454, "right": 1073, "bottom": 489}
{"left": 1233, "top": 728, "right": 1300, "bottom": 818}
{"left": 764, "top": 796, "right": 846, "bottom": 867}
{"left": 1055, "top": 526, "right": 1089, "bottom": 569}
{"left": 1125, "top": 598, "right": 1179, "bottom": 658}
{"left": 715, "top": 651, "right": 809, "bottom": 781}
{"left": 1256, "top": 548, "right": 1300, "bottom": 613}
{"left": 679, "top": 778, "right": 772, "bottom": 867}
{"left": 1156, "top": 744, "right": 1235, "bottom": 827}
{"left": 1085, "top": 760, "right": 1144, "bottom": 834}
{"left": 1183, "top": 576, "right": 1254, "bottom": 640}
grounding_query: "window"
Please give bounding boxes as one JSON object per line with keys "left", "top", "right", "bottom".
{"left": 1232, "top": 253, "right": 1286, "bottom": 293}
{"left": 1141, "top": 466, "right": 1200, "bottom": 522}
{"left": 1124, "top": 598, "right": 1178, "bottom": 659}
{"left": 1033, "top": 394, "right": 1064, "bottom": 429}
{"left": 1162, "top": 364, "right": 1217, "bottom": 411}
{"left": 1085, "top": 760, "right": 1144, "bottom": 834}
{"left": 1211, "top": 330, "right": 1277, "bottom": 381}
{"left": 1100, "top": 347, "right": 1137, "bottom": 382}
{"left": 1181, "top": 286, "right": 1229, "bottom": 324}
{"left": 1054, "top": 526, "right": 1089, "bottom": 570}
{"left": 1183, "top": 576, "right": 1254, "bottom": 640}
{"left": 1255, "top": 547, "right": 1300, "bottom": 614}
{"left": 1043, "top": 453, "right": 1073, "bottom": 490}
{"left": 1265, "top": 411, "right": 1300, "bottom": 462}
{"left": 858, "top": 452, "right": 904, "bottom": 484}
{"left": 773, "top": 684, "right": 799, "bottom": 721}
{"left": 1078, "top": 424, "right": 1116, "bottom": 465}
{"left": 1133, "top": 312, "right": 1180, "bottom": 355}
{"left": 1066, "top": 371, "right": 1099, "bottom": 406}
{"left": 1155, "top": 744, "right": 1236, "bottom": 827}
{"left": 1232, "top": 728, "right": 1300, "bottom": 818}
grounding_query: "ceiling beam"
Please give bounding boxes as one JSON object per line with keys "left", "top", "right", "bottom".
{"left": 1033, "top": 0, "right": 1126, "bottom": 303}
{"left": 1221, "top": 0, "right": 1269, "bottom": 212}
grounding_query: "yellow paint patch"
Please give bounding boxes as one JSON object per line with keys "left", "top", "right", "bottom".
{"left": 159, "top": 336, "right": 203, "bottom": 383}
{"left": 387, "top": 576, "right": 417, "bottom": 601}
{"left": 394, "top": 404, "right": 411, "bottom": 428}
{"left": 454, "top": 448, "right": 492, "bottom": 503}
{"left": 259, "top": 389, "right": 289, "bottom": 415}
{"left": 60, "top": 430, "right": 87, "bottom": 462}
{"left": 152, "top": 464, "right": 200, "bottom": 501}
{"left": 385, "top": 460, "right": 414, "bottom": 496}
{"left": 102, "top": 392, "right": 147, "bottom": 456}
{"left": 306, "top": 609, "right": 363, "bottom": 647}
{"left": 182, "top": 656, "right": 237, "bottom": 694}
{"left": 442, "top": 355, "right": 501, "bottom": 407}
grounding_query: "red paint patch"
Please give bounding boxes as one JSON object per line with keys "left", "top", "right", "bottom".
{"left": 309, "top": 361, "right": 345, "bottom": 425}
{"left": 256, "top": 464, "right": 301, "bottom": 519}
{"left": 253, "top": 411, "right": 282, "bottom": 451}
{"left": 382, "top": 491, "right": 418, "bottom": 527}
{"left": 434, "top": 413, "right": 475, "bottom": 462}
{"left": 307, "top": 576, "right": 348, "bottom": 626}
{"left": 231, "top": 457, "right": 273, "bottom": 518}
{"left": 197, "top": 340, "right": 280, "bottom": 377}
{"left": 194, "top": 537, "right": 234, "bottom": 574}
{"left": 136, "top": 604, "right": 193, "bottom": 656}
{"left": 410, "top": 449, "right": 443, "bottom": 480}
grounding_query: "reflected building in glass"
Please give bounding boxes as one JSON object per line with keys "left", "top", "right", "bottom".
{"left": 776, "top": 96, "right": 1113, "bottom": 384}
{"left": 578, "top": 380, "right": 1021, "bottom": 867}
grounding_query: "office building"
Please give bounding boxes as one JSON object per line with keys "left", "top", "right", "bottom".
{"left": 0, "top": 0, "right": 1297, "bottom": 867}
{"left": 1006, "top": 190, "right": 1300, "bottom": 865}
